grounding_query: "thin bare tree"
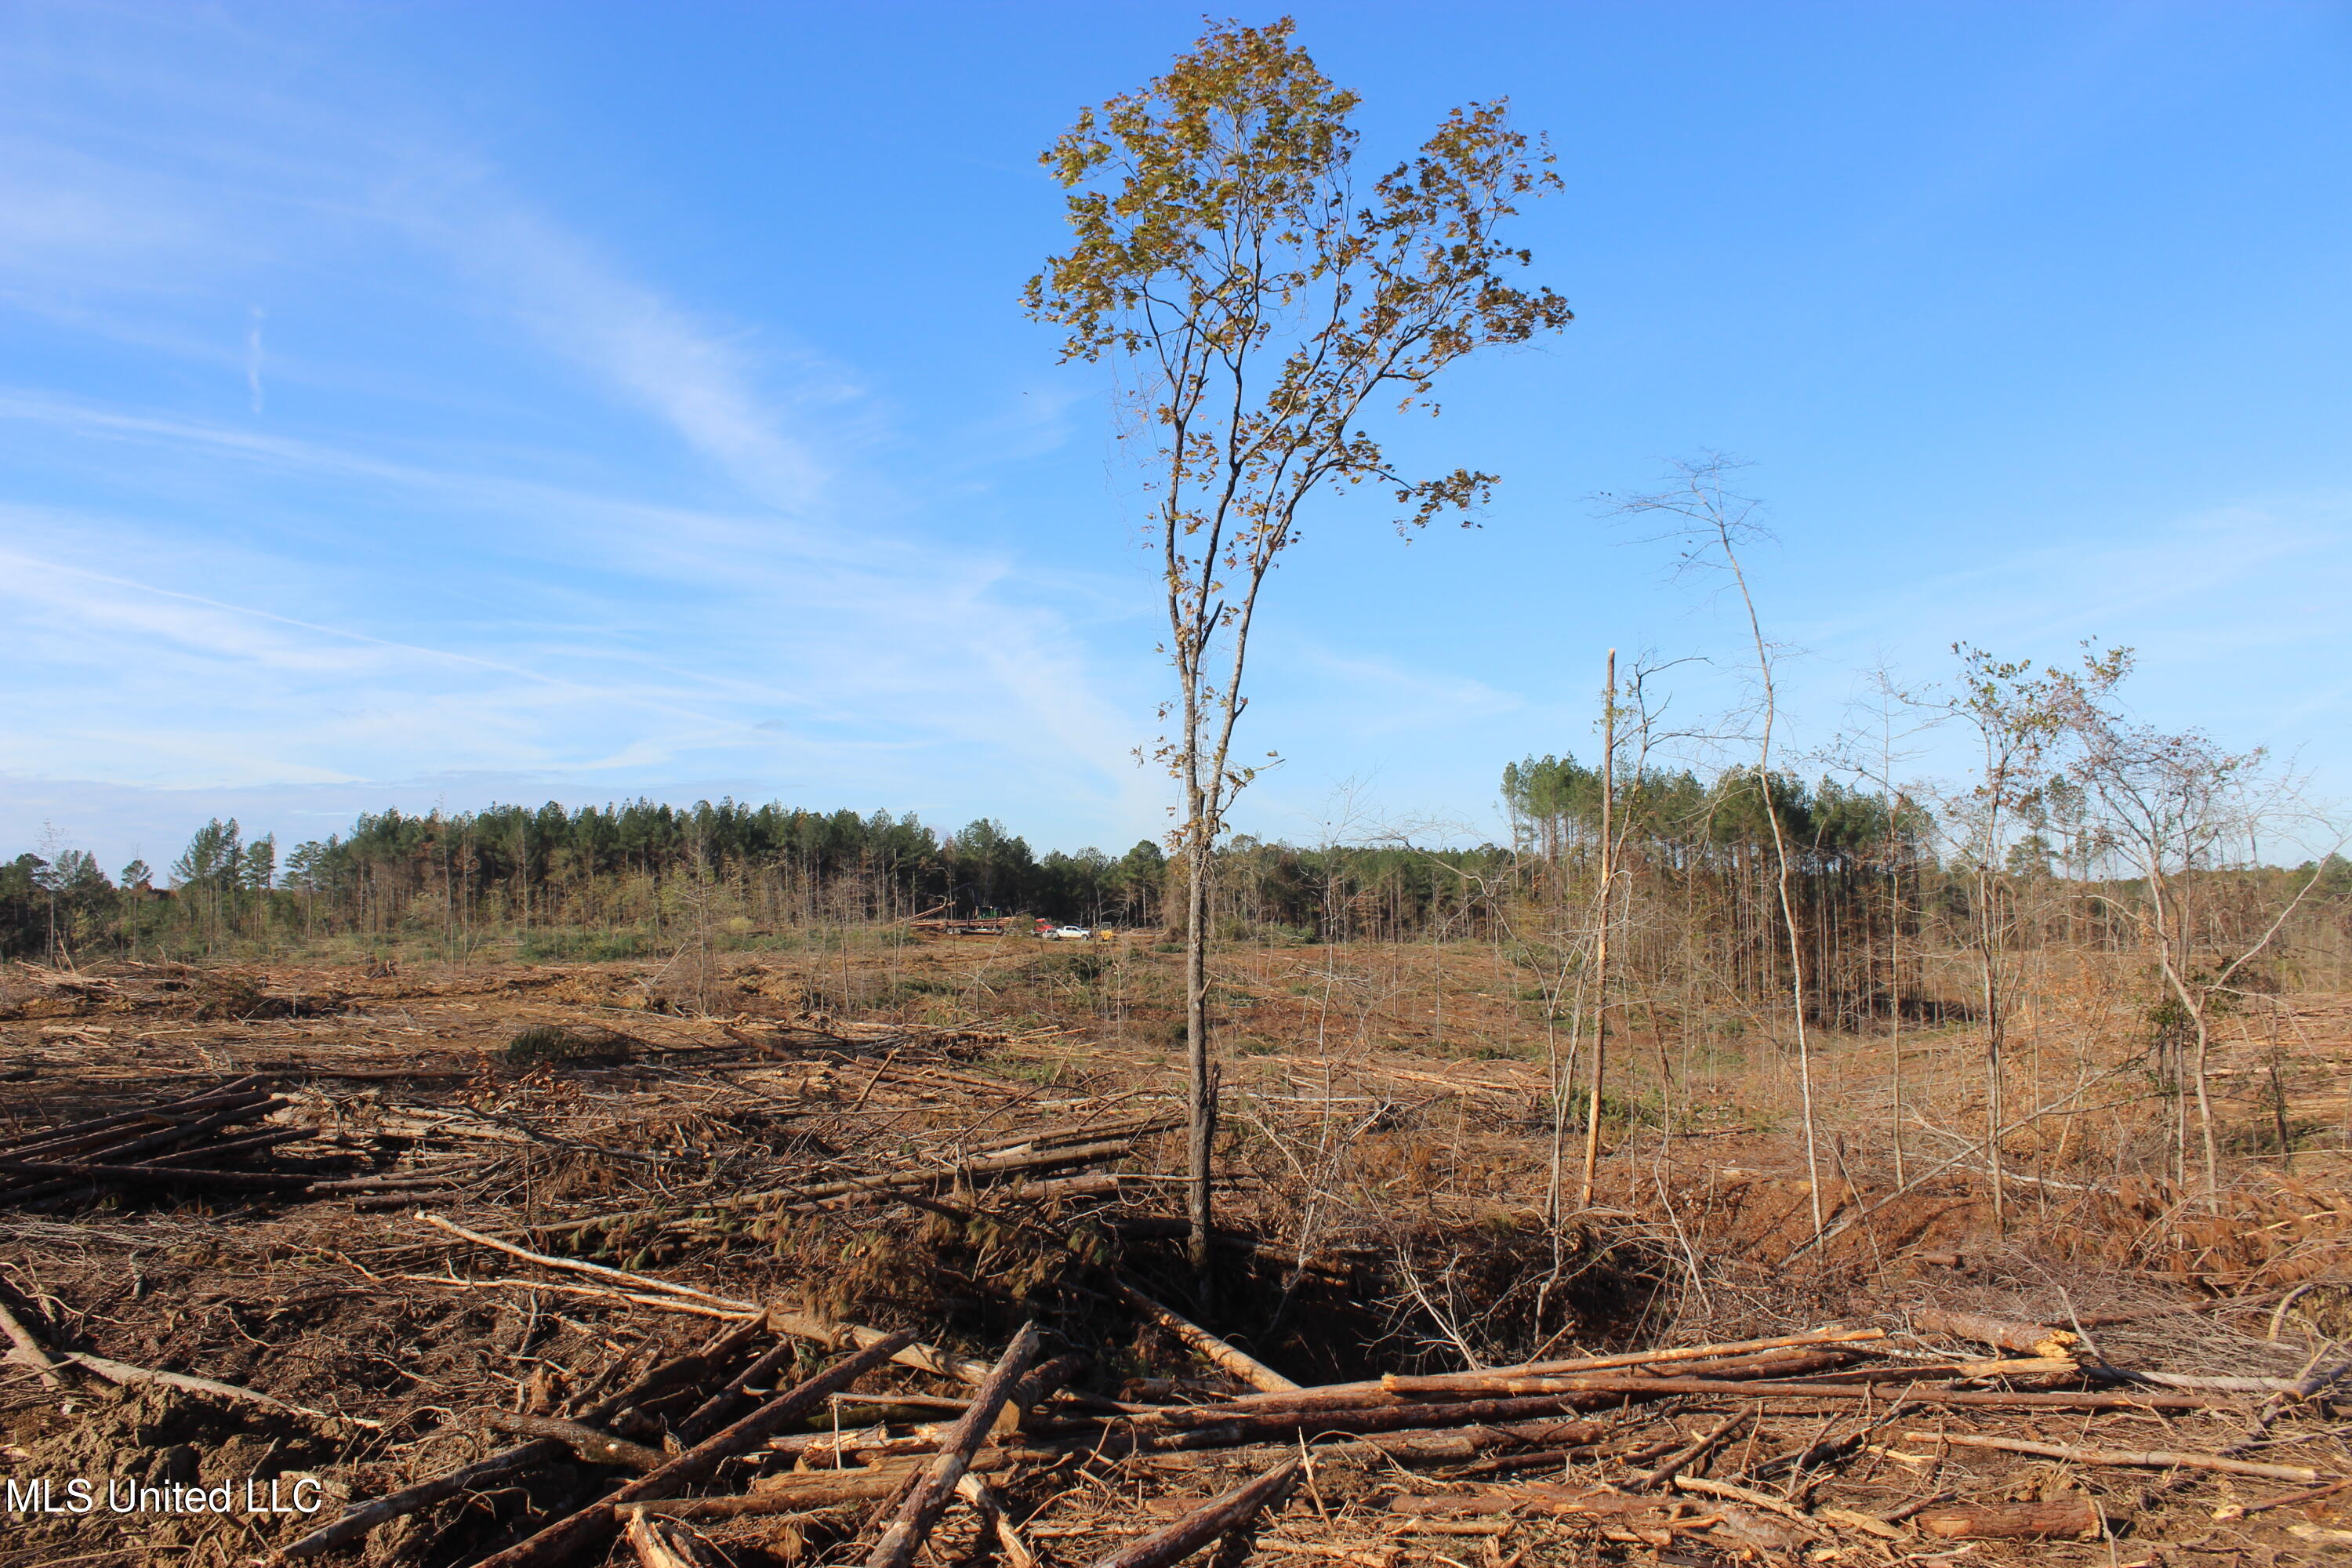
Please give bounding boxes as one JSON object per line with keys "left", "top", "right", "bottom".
{"left": 1604, "top": 456, "right": 1824, "bottom": 1237}
{"left": 1025, "top": 18, "right": 1571, "bottom": 1282}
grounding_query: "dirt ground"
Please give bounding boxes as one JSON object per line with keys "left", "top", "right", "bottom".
{"left": 4, "top": 938, "right": 2351, "bottom": 1568}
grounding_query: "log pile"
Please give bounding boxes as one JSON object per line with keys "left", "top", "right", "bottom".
{"left": 155, "top": 1268, "right": 2331, "bottom": 1567}
{"left": 0, "top": 1073, "right": 320, "bottom": 1205}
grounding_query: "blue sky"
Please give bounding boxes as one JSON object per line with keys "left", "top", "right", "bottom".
{"left": 2, "top": 1, "right": 2347, "bottom": 873}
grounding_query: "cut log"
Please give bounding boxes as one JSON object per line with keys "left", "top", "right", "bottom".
{"left": 1628, "top": 1407, "right": 1751, "bottom": 1490}
{"left": 672, "top": 1334, "right": 800, "bottom": 1446}
{"left": 956, "top": 1472, "right": 1038, "bottom": 1568}
{"left": 0, "top": 1156, "right": 314, "bottom": 1190}
{"left": 1913, "top": 1497, "right": 2101, "bottom": 1540}
{"left": 1239, "top": 1326, "right": 1884, "bottom": 1408}
{"left": 484, "top": 1412, "right": 666, "bottom": 1471}
{"left": 1, "top": 1092, "right": 283, "bottom": 1175}
{"left": 768, "top": 1306, "right": 996, "bottom": 1386}
{"left": 1081, "top": 1458, "right": 1301, "bottom": 1568}
{"left": 0, "top": 1076, "right": 264, "bottom": 1155}
{"left": 1910, "top": 1430, "right": 2325, "bottom": 1483}
{"left": 273, "top": 1439, "right": 572, "bottom": 1559}
{"left": 1118, "top": 1280, "right": 1298, "bottom": 1393}
{"left": 866, "top": 1321, "right": 1048, "bottom": 1568}
{"left": 1382, "top": 1345, "right": 1860, "bottom": 1398}
{"left": 622, "top": 1511, "right": 731, "bottom": 1568}
{"left": 1909, "top": 1307, "right": 2078, "bottom": 1360}
{"left": 1356, "top": 1373, "right": 2230, "bottom": 1412}
{"left": 70, "top": 1352, "right": 348, "bottom": 1421}
{"left": 0, "top": 1293, "right": 64, "bottom": 1388}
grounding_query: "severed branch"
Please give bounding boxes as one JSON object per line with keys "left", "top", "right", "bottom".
{"left": 1083, "top": 1457, "right": 1302, "bottom": 1568}
{"left": 1911, "top": 1429, "right": 2328, "bottom": 1483}
{"left": 866, "top": 1321, "right": 1047, "bottom": 1568}
{"left": 0, "top": 1291, "right": 64, "bottom": 1388}
{"left": 1119, "top": 1279, "right": 1298, "bottom": 1393}
{"left": 485, "top": 1412, "right": 666, "bottom": 1471}
{"left": 1628, "top": 1407, "right": 1750, "bottom": 1491}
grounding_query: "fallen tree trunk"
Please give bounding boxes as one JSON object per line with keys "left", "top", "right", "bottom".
{"left": 1913, "top": 1497, "right": 2100, "bottom": 1541}
{"left": 1381, "top": 1346, "right": 1860, "bottom": 1399}
{"left": 1909, "top": 1308, "right": 2078, "bottom": 1360}
{"left": 277, "top": 1316, "right": 772, "bottom": 1560}
{"left": 0, "top": 1076, "right": 264, "bottom": 1155}
{"left": 71, "top": 1352, "right": 347, "bottom": 1421}
{"left": 1356, "top": 1374, "right": 2228, "bottom": 1412}
{"left": 273, "top": 1439, "right": 572, "bottom": 1559}
{"left": 484, "top": 1413, "right": 666, "bottom": 1471}
{"left": 1912, "top": 1430, "right": 2326, "bottom": 1483}
{"left": 866, "top": 1322, "right": 1047, "bottom": 1568}
{"left": 0, "top": 1156, "right": 314, "bottom": 1190}
{"left": 1117, "top": 1280, "right": 1298, "bottom": 1394}
{"left": 1082, "top": 1458, "right": 1301, "bottom": 1568}
{"left": 0, "top": 1293, "right": 64, "bottom": 1388}
{"left": 1231, "top": 1326, "right": 1885, "bottom": 1408}
{"left": 622, "top": 1511, "right": 729, "bottom": 1568}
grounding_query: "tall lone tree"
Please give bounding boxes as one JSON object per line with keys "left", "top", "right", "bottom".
{"left": 1025, "top": 19, "right": 1571, "bottom": 1282}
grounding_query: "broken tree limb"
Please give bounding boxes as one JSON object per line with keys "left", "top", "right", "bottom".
{"left": 69, "top": 1351, "right": 351, "bottom": 1422}
{"left": 1909, "top": 1307, "right": 2078, "bottom": 1360}
{"left": 1913, "top": 1497, "right": 2101, "bottom": 1540}
{"left": 0, "top": 1089, "right": 278, "bottom": 1169}
{"left": 0, "top": 1156, "right": 314, "bottom": 1190}
{"left": 1254, "top": 1326, "right": 1885, "bottom": 1407}
{"left": 1359, "top": 1374, "right": 2231, "bottom": 1412}
{"left": 866, "top": 1321, "right": 1048, "bottom": 1568}
{"left": 1629, "top": 1407, "right": 1751, "bottom": 1490}
{"left": 1381, "top": 1345, "right": 1860, "bottom": 1399}
{"left": 1910, "top": 1430, "right": 2326, "bottom": 1483}
{"left": 1666, "top": 1475, "right": 1819, "bottom": 1530}
{"left": 391, "top": 1273, "right": 757, "bottom": 1321}
{"left": 484, "top": 1412, "right": 666, "bottom": 1471}
{"left": 273, "top": 1439, "right": 572, "bottom": 1560}
{"left": 0, "top": 1076, "right": 264, "bottom": 1155}
{"left": 1082, "top": 1457, "right": 1302, "bottom": 1568}
{"left": 671, "top": 1334, "right": 800, "bottom": 1446}
{"left": 622, "top": 1511, "right": 730, "bottom": 1568}
{"left": 1118, "top": 1279, "right": 1298, "bottom": 1393}
{"left": 470, "top": 1329, "right": 920, "bottom": 1568}
{"left": 0, "top": 1291, "right": 64, "bottom": 1388}
{"left": 956, "top": 1472, "right": 1038, "bottom": 1568}
{"left": 416, "top": 1213, "right": 760, "bottom": 1312}
{"left": 767, "top": 1306, "right": 995, "bottom": 1386}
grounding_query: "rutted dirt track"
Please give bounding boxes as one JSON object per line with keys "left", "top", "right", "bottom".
{"left": 5, "top": 953, "right": 2352, "bottom": 1568}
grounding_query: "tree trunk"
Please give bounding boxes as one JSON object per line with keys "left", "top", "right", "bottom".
{"left": 1185, "top": 833, "right": 1216, "bottom": 1289}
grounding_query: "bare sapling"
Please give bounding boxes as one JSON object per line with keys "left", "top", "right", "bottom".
{"left": 1605, "top": 456, "right": 1824, "bottom": 1237}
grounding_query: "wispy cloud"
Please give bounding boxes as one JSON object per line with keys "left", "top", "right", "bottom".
{"left": 0, "top": 30, "right": 1161, "bottom": 866}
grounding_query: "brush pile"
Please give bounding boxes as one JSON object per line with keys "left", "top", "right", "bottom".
{"left": 5, "top": 958, "right": 2352, "bottom": 1566}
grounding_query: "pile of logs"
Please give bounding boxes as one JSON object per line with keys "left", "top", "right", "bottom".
{"left": 259, "top": 1214, "right": 2348, "bottom": 1566}
{"left": 0, "top": 1074, "right": 320, "bottom": 1206}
